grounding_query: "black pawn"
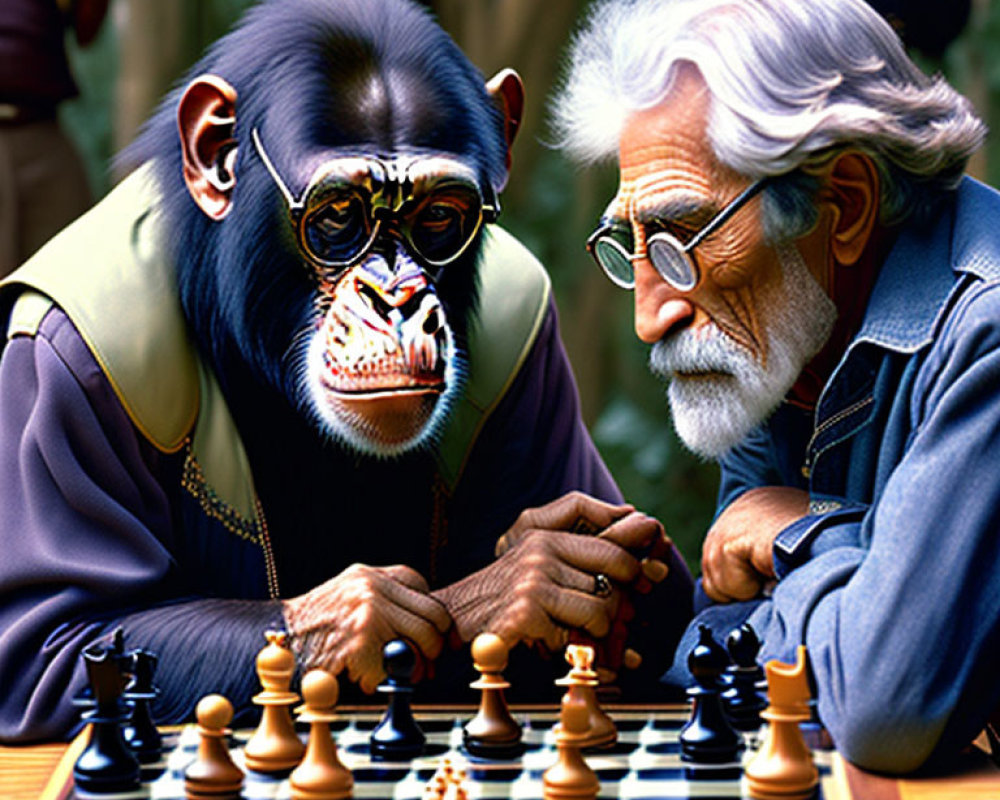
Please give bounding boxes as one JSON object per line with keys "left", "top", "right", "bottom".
{"left": 370, "top": 639, "right": 425, "bottom": 760}
{"left": 679, "top": 625, "right": 742, "bottom": 768}
{"left": 73, "top": 641, "right": 141, "bottom": 793}
{"left": 123, "top": 649, "right": 163, "bottom": 762}
{"left": 722, "top": 623, "right": 767, "bottom": 732}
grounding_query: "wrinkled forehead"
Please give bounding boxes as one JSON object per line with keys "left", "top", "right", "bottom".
{"left": 604, "top": 68, "right": 721, "bottom": 224}
{"left": 604, "top": 163, "right": 717, "bottom": 225}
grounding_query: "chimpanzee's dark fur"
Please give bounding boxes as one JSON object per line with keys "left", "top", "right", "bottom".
{"left": 120, "top": 0, "right": 512, "bottom": 591}
{"left": 125, "top": 0, "right": 506, "bottom": 414}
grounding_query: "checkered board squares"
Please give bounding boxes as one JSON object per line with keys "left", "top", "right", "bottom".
{"left": 73, "top": 708, "right": 833, "bottom": 799}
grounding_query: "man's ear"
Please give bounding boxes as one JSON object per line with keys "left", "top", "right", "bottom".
{"left": 825, "top": 151, "right": 880, "bottom": 267}
{"left": 486, "top": 68, "right": 524, "bottom": 182}
{"left": 177, "top": 75, "right": 238, "bottom": 221}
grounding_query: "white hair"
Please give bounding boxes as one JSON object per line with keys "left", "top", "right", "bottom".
{"left": 554, "top": 0, "right": 986, "bottom": 226}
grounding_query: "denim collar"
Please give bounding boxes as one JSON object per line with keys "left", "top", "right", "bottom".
{"left": 851, "top": 177, "right": 1000, "bottom": 355}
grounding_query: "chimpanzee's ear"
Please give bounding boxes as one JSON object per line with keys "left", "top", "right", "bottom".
{"left": 177, "top": 75, "right": 238, "bottom": 220}
{"left": 486, "top": 68, "right": 524, "bottom": 185}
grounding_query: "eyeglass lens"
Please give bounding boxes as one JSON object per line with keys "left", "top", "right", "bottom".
{"left": 647, "top": 235, "right": 697, "bottom": 291}
{"left": 407, "top": 185, "right": 483, "bottom": 265}
{"left": 592, "top": 234, "right": 635, "bottom": 288}
{"left": 303, "top": 189, "right": 373, "bottom": 265}
{"left": 304, "top": 180, "right": 483, "bottom": 268}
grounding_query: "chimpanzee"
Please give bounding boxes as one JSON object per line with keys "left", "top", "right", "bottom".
{"left": 0, "top": 0, "right": 692, "bottom": 741}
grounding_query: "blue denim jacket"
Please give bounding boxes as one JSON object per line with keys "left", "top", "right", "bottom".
{"left": 667, "top": 176, "right": 1000, "bottom": 774}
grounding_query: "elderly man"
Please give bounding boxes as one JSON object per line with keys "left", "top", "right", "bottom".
{"left": 556, "top": 0, "right": 998, "bottom": 775}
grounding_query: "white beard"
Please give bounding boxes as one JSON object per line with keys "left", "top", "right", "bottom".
{"left": 649, "top": 243, "right": 837, "bottom": 459}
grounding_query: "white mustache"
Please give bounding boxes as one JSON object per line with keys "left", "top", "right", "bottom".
{"left": 649, "top": 325, "right": 754, "bottom": 379}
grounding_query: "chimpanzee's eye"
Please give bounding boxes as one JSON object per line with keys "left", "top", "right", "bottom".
{"left": 304, "top": 192, "right": 371, "bottom": 264}
{"left": 410, "top": 186, "right": 481, "bottom": 264}
{"left": 419, "top": 201, "right": 462, "bottom": 232}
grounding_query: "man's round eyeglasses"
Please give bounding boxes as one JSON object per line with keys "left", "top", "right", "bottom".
{"left": 586, "top": 177, "right": 770, "bottom": 291}
{"left": 252, "top": 128, "right": 499, "bottom": 278}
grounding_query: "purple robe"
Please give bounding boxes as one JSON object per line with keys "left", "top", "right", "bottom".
{"left": 0, "top": 297, "right": 693, "bottom": 742}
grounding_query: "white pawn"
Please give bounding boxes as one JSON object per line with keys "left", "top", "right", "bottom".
{"left": 290, "top": 670, "right": 353, "bottom": 800}
{"left": 462, "top": 633, "right": 522, "bottom": 758}
{"left": 184, "top": 694, "right": 244, "bottom": 800}
{"left": 543, "top": 690, "right": 600, "bottom": 800}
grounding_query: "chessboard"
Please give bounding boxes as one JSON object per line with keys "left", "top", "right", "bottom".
{"left": 48, "top": 705, "right": 839, "bottom": 800}
{"left": 21, "top": 629, "right": 1000, "bottom": 800}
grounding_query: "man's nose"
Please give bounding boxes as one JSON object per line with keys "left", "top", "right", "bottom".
{"left": 633, "top": 258, "right": 695, "bottom": 343}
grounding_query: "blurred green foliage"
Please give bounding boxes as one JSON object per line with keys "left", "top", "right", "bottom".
{"left": 61, "top": 9, "right": 116, "bottom": 197}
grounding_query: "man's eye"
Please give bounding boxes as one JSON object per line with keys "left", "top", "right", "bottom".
{"left": 651, "top": 220, "right": 697, "bottom": 243}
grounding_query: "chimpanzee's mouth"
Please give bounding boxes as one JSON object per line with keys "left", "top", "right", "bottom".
{"left": 328, "top": 381, "right": 446, "bottom": 398}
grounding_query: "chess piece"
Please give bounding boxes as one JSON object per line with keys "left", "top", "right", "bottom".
{"left": 462, "top": 633, "right": 523, "bottom": 758}
{"left": 184, "top": 694, "right": 245, "bottom": 800}
{"left": 243, "top": 630, "right": 306, "bottom": 773}
{"left": 542, "top": 689, "right": 600, "bottom": 799}
{"left": 122, "top": 648, "right": 163, "bottom": 762}
{"left": 679, "top": 625, "right": 742, "bottom": 768}
{"left": 290, "top": 669, "right": 353, "bottom": 800}
{"left": 722, "top": 623, "right": 767, "bottom": 732}
{"left": 554, "top": 644, "right": 616, "bottom": 749}
{"left": 72, "top": 627, "right": 127, "bottom": 710}
{"left": 745, "top": 646, "right": 819, "bottom": 800}
{"left": 370, "top": 639, "right": 426, "bottom": 760}
{"left": 73, "top": 640, "right": 141, "bottom": 794}
{"left": 423, "top": 758, "right": 469, "bottom": 800}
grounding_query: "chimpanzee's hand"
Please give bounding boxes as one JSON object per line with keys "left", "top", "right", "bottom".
{"left": 433, "top": 492, "right": 669, "bottom": 660}
{"left": 701, "top": 486, "right": 810, "bottom": 603}
{"left": 282, "top": 564, "right": 452, "bottom": 693}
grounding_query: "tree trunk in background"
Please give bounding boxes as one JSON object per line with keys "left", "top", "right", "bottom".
{"left": 432, "top": 1, "right": 580, "bottom": 208}
{"left": 430, "top": 1, "right": 618, "bottom": 424}
{"left": 111, "top": 0, "right": 197, "bottom": 169}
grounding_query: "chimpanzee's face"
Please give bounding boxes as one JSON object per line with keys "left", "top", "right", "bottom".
{"left": 170, "top": 20, "right": 519, "bottom": 458}
{"left": 248, "top": 129, "right": 498, "bottom": 455}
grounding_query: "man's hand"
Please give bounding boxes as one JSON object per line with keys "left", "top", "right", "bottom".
{"left": 282, "top": 564, "right": 452, "bottom": 693}
{"left": 701, "top": 486, "right": 810, "bottom": 603}
{"left": 434, "top": 492, "right": 670, "bottom": 659}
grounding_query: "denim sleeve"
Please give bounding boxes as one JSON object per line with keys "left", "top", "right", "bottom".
{"left": 752, "top": 283, "right": 1000, "bottom": 774}
{"left": 771, "top": 503, "right": 867, "bottom": 580}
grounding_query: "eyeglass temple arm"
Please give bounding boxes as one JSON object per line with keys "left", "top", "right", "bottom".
{"left": 251, "top": 127, "right": 303, "bottom": 213}
{"left": 685, "top": 176, "right": 771, "bottom": 251}
{"left": 483, "top": 183, "right": 501, "bottom": 222}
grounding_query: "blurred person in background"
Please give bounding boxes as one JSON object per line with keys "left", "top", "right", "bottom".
{"left": 0, "top": 0, "right": 107, "bottom": 277}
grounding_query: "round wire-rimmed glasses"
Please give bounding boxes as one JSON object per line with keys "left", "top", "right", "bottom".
{"left": 252, "top": 127, "right": 499, "bottom": 277}
{"left": 587, "top": 177, "right": 771, "bottom": 291}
